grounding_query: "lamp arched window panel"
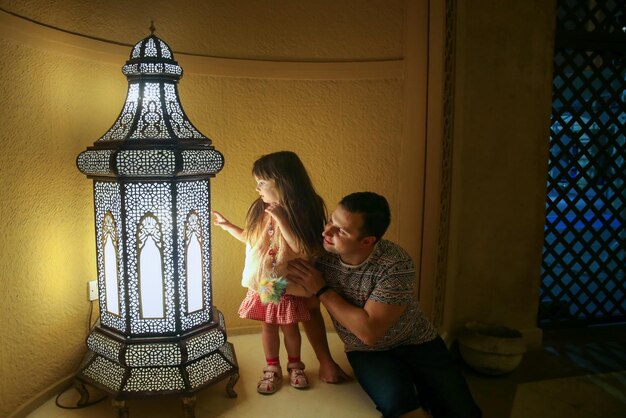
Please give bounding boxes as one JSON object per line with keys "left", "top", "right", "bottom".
{"left": 137, "top": 214, "right": 166, "bottom": 319}
{"left": 102, "top": 212, "right": 121, "bottom": 316}
{"left": 176, "top": 181, "right": 212, "bottom": 330}
{"left": 94, "top": 182, "right": 127, "bottom": 332}
{"left": 185, "top": 211, "right": 204, "bottom": 313}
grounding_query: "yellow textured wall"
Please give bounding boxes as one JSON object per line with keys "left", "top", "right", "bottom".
{"left": 0, "top": 38, "right": 126, "bottom": 415}
{"left": 0, "top": 0, "right": 403, "bottom": 60}
{"left": 0, "top": 1, "right": 407, "bottom": 415}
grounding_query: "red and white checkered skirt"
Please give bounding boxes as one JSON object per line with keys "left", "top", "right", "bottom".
{"left": 238, "top": 289, "right": 311, "bottom": 324}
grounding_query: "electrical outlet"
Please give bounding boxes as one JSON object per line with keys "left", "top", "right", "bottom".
{"left": 88, "top": 280, "right": 98, "bottom": 301}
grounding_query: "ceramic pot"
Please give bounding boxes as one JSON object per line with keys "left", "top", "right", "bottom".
{"left": 458, "top": 321, "right": 526, "bottom": 375}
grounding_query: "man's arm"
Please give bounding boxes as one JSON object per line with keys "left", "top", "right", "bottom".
{"left": 287, "top": 258, "right": 407, "bottom": 346}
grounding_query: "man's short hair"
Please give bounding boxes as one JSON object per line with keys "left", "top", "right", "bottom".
{"left": 339, "top": 192, "right": 390, "bottom": 241}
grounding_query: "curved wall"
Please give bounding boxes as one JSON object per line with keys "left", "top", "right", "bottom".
{"left": 0, "top": 0, "right": 403, "bottom": 60}
{"left": 0, "top": 1, "right": 557, "bottom": 416}
{"left": 0, "top": 2, "right": 413, "bottom": 416}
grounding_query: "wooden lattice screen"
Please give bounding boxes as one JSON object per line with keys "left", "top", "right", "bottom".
{"left": 540, "top": 0, "right": 626, "bottom": 328}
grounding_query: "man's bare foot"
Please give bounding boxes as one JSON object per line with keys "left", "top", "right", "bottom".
{"left": 319, "top": 360, "right": 351, "bottom": 383}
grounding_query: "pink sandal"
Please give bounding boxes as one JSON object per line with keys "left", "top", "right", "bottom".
{"left": 287, "top": 361, "right": 309, "bottom": 389}
{"left": 257, "top": 365, "right": 282, "bottom": 394}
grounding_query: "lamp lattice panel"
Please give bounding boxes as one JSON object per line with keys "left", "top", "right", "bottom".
{"left": 177, "top": 180, "right": 213, "bottom": 330}
{"left": 95, "top": 182, "right": 127, "bottom": 332}
{"left": 125, "top": 182, "right": 176, "bottom": 334}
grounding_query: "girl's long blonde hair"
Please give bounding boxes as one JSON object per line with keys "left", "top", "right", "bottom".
{"left": 245, "top": 151, "right": 327, "bottom": 256}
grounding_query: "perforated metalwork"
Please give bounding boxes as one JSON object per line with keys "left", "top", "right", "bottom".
{"left": 83, "top": 356, "right": 125, "bottom": 391}
{"left": 186, "top": 329, "right": 225, "bottom": 361}
{"left": 541, "top": 0, "right": 626, "bottom": 327}
{"left": 123, "top": 367, "right": 185, "bottom": 391}
{"left": 163, "top": 84, "right": 205, "bottom": 139}
{"left": 77, "top": 150, "right": 113, "bottom": 175}
{"left": 164, "top": 64, "right": 181, "bottom": 75}
{"left": 186, "top": 352, "right": 232, "bottom": 389}
{"left": 122, "top": 63, "right": 138, "bottom": 74}
{"left": 99, "top": 83, "right": 139, "bottom": 141}
{"left": 87, "top": 332, "right": 122, "bottom": 363}
{"left": 125, "top": 182, "right": 176, "bottom": 334}
{"left": 132, "top": 83, "right": 168, "bottom": 139}
{"left": 122, "top": 63, "right": 182, "bottom": 77}
{"left": 220, "top": 342, "right": 236, "bottom": 366}
{"left": 160, "top": 40, "right": 172, "bottom": 58}
{"left": 116, "top": 150, "right": 176, "bottom": 176}
{"left": 125, "top": 343, "right": 182, "bottom": 367}
{"left": 181, "top": 150, "right": 225, "bottom": 175}
{"left": 95, "top": 182, "right": 127, "bottom": 331}
{"left": 177, "top": 181, "right": 212, "bottom": 330}
{"left": 145, "top": 38, "right": 157, "bottom": 57}
{"left": 131, "top": 42, "right": 142, "bottom": 59}
{"left": 217, "top": 309, "right": 225, "bottom": 328}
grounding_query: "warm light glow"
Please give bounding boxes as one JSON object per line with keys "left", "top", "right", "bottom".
{"left": 187, "top": 231, "right": 203, "bottom": 313}
{"left": 138, "top": 216, "right": 165, "bottom": 319}
{"left": 102, "top": 213, "right": 120, "bottom": 315}
{"left": 103, "top": 232, "right": 120, "bottom": 315}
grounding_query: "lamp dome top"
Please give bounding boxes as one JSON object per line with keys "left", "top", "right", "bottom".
{"left": 122, "top": 26, "right": 182, "bottom": 78}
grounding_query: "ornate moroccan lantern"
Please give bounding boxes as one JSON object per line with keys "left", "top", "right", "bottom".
{"left": 74, "top": 27, "right": 238, "bottom": 417}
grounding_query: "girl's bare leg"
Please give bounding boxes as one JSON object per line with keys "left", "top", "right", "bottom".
{"left": 262, "top": 322, "right": 280, "bottom": 360}
{"left": 280, "top": 323, "right": 302, "bottom": 359}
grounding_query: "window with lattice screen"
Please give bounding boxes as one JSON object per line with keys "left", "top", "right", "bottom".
{"left": 540, "top": 0, "right": 626, "bottom": 328}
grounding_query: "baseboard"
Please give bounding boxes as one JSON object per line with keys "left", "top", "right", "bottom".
{"left": 227, "top": 324, "right": 262, "bottom": 336}
{"left": 7, "top": 374, "right": 74, "bottom": 418}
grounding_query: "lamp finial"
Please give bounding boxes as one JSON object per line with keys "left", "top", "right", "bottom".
{"left": 149, "top": 21, "right": 156, "bottom": 35}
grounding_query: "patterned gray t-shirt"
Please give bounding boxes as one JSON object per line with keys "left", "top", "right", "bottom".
{"left": 317, "top": 239, "right": 438, "bottom": 352}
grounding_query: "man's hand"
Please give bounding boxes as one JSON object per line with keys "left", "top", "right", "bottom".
{"left": 286, "top": 258, "right": 326, "bottom": 296}
{"left": 289, "top": 258, "right": 408, "bottom": 347}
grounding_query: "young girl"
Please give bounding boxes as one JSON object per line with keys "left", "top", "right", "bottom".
{"left": 212, "top": 151, "right": 327, "bottom": 394}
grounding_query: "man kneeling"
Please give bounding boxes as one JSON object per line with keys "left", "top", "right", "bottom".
{"left": 288, "top": 192, "right": 481, "bottom": 418}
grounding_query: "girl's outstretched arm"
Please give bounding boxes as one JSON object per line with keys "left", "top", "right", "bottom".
{"left": 211, "top": 211, "right": 245, "bottom": 242}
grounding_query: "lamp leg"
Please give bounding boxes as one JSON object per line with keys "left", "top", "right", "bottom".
{"left": 182, "top": 396, "right": 197, "bottom": 418}
{"left": 112, "top": 399, "right": 129, "bottom": 418}
{"left": 226, "top": 372, "right": 239, "bottom": 398}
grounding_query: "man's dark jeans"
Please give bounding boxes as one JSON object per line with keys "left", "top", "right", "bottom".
{"left": 346, "top": 336, "right": 482, "bottom": 418}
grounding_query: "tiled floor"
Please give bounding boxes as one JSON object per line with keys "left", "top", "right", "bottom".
{"left": 26, "top": 325, "right": 626, "bottom": 418}
{"left": 463, "top": 324, "right": 626, "bottom": 418}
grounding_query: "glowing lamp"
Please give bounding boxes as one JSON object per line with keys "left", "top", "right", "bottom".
{"left": 74, "top": 27, "right": 238, "bottom": 417}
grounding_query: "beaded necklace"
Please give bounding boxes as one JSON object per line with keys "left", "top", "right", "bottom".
{"left": 257, "top": 218, "right": 287, "bottom": 304}
{"left": 267, "top": 219, "right": 278, "bottom": 279}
